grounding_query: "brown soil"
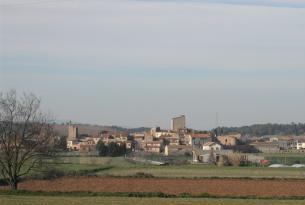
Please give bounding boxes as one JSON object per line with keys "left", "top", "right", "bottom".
{"left": 2, "top": 177, "right": 305, "bottom": 197}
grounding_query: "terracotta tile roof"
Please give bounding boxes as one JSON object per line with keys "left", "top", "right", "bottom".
{"left": 191, "top": 134, "right": 211, "bottom": 139}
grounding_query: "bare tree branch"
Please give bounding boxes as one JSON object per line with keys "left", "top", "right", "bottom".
{"left": 0, "top": 90, "right": 55, "bottom": 190}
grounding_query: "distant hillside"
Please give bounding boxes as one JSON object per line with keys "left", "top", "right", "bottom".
{"left": 214, "top": 123, "right": 305, "bottom": 136}
{"left": 53, "top": 123, "right": 149, "bottom": 136}
{"left": 53, "top": 122, "right": 305, "bottom": 137}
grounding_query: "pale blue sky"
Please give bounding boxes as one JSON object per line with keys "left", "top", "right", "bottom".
{"left": 1, "top": 0, "right": 305, "bottom": 129}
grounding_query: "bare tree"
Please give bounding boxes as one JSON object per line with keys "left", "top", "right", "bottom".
{"left": 208, "top": 149, "right": 216, "bottom": 164}
{"left": 227, "top": 153, "right": 242, "bottom": 166}
{"left": 0, "top": 90, "right": 54, "bottom": 190}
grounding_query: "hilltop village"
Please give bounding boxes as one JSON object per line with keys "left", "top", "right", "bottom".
{"left": 65, "top": 115, "right": 305, "bottom": 165}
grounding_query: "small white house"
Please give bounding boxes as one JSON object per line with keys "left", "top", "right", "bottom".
{"left": 202, "top": 142, "right": 222, "bottom": 151}
{"left": 297, "top": 141, "right": 305, "bottom": 150}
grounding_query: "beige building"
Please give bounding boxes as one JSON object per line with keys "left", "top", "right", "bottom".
{"left": 217, "top": 134, "right": 241, "bottom": 146}
{"left": 171, "top": 115, "right": 186, "bottom": 131}
{"left": 250, "top": 142, "right": 279, "bottom": 153}
{"left": 66, "top": 124, "right": 79, "bottom": 150}
{"left": 131, "top": 133, "right": 146, "bottom": 141}
{"left": 154, "top": 131, "right": 177, "bottom": 138}
{"left": 67, "top": 140, "right": 80, "bottom": 151}
{"left": 180, "top": 134, "right": 192, "bottom": 145}
{"left": 150, "top": 127, "right": 161, "bottom": 136}
{"left": 145, "top": 141, "right": 161, "bottom": 153}
{"left": 126, "top": 141, "right": 132, "bottom": 149}
{"left": 68, "top": 124, "right": 78, "bottom": 140}
{"left": 159, "top": 135, "right": 179, "bottom": 146}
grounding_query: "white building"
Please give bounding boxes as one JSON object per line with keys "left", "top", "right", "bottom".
{"left": 154, "top": 131, "right": 177, "bottom": 138}
{"left": 297, "top": 141, "right": 305, "bottom": 150}
{"left": 202, "top": 142, "right": 222, "bottom": 151}
{"left": 67, "top": 140, "right": 80, "bottom": 151}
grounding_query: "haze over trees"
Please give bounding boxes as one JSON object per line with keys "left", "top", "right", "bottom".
{"left": 214, "top": 123, "right": 305, "bottom": 136}
{"left": 0, "top": 90, "right": 55, "bottom": 190}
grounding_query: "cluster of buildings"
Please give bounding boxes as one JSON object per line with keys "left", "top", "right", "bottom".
{"left": 248, "top": 135, "right": 305, "bottom": 153}
{"left": 129, "top": 115, "right": 244, "bottom": 155}
{"left": 131, "top": 115, "right": 192, "bottom": 153}
{"left": 67, "top": 124, "right": 97, "bottom": 152}
{"left": 66, "top": 116, "right": 305, "bottom": 161}
{"left": 66, "top": 123, "right": 131, "bottom": 152}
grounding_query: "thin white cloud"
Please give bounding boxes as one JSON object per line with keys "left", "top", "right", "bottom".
{"left": 2, "top": 0, "right": 305, "bottom": 72}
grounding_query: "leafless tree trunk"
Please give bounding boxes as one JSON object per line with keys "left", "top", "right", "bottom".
{"left": 0, "top": 90, "right": 54, "bottom": 190}
{"left": 208, "top": 149, "right": 216, "bottom": 164}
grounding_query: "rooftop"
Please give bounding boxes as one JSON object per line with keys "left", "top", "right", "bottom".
{"left": 191, "top": 134, "right": 211, "bottom": 139}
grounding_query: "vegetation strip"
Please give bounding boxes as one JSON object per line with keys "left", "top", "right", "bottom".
{"left": 0, "top": 190, "right": 305, "bottom": 200}
{"left": 105, "top": 174, "right": 305, "bottom": 181}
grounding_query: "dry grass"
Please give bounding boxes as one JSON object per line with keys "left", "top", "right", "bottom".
{"left": 1, "top": 195, "right": 305, "bottom": 205}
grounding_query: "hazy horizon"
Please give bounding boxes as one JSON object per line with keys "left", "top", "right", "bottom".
{"left": 1, "top": 0, "right": 305, "bottom": 129}
{"left": 54, "top": 119, "right": 305, "bottom": 132}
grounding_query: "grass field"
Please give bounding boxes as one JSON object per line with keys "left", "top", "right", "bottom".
{"left": 262, "top": 153, "right": 305, "bottom": 165}
{"left": 97, "top": 163, "right": 305, "bottom": 178}
{"left": 1, "top": 195, "right": 305, "bottom": 205}
{"left": 45, "top": 156, "right": 305, "bottom": 179}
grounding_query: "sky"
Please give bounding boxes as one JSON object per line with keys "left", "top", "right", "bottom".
{"left": 1, "top": 0, "right": 305, "bottom": 130}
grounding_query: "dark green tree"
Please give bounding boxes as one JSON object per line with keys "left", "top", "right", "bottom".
{"left": 96, "top": 140, "right": 108, "bottom": 156}
{"left": 96, "top": 141, "right": 126, "bottom": 157}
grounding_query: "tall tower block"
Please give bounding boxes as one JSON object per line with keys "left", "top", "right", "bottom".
{"left": 171, "top": 115, "right": 186, "bottom": 132}
{"left": 68, "top": 124, "right": 78, "bottom": 140}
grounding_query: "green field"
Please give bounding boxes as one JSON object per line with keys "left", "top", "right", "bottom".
{"left": 1, "top": 195, "right": 305, "bottom": 205}
{"left": 98, "top": 165, "right": 305, "bottom": 178}
{"left": 262, "top": 153, "right": 305, "bottom": 165}
{"left": 41, "top": 155, "right": 305, "bottom": 179}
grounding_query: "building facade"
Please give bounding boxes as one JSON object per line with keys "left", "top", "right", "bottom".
{"left": 192, "top": 134, "right": 213, "bottom": 147}
{"left": 171, "top": 115, "right": 186, "bottom": 131}
{"left": 202, "top": 142, "right": 222, "bottom": 151}
{"left": 68, "top": 124, "right": 78, "bottom": 140}
{"left": 217, "top": 134, "right": 241, "bottom": 146}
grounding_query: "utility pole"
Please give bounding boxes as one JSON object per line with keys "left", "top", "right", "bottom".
{"left": 215, "top": 112, "right": 220, "bottom": 137}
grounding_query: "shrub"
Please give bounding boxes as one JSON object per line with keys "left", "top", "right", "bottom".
{"left": 132, "top": 172, "right": 154, "bottom": 178}
{"left": 227, "top": 153, "right": 242, "bottom": 166}
{"left": 0, "top": 178, "right": 9, "bottom": 186}
{"left": 184, "top": 151, "right": 192, "bottom": 157}
{"left": 197, "top": 192, "right": 211, "bottom": 198}
{"left": 180, "top": 193, "right": 192, "bottom": 198}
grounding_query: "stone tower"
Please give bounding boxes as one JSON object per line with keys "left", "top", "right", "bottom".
{"left": 68, "top": 123, "right": 78, "bottom": 140}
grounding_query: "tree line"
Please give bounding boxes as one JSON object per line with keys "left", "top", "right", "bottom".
{"left": 213, "top": 123, "right": 305, "bottom": 136}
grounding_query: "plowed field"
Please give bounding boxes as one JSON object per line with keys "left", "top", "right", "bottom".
{"left": 3, "top": 177, "right": 305, "bottom": 197}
